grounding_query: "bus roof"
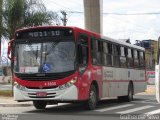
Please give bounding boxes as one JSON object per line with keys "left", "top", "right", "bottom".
{"left": 15, "top": 26, "right": 145, "bottom": 51}
{"left": 101, "top": 36, "right": 145, "bottom": 51}
{"left": 72, "top": 27, "right": 145, "bottom": 51}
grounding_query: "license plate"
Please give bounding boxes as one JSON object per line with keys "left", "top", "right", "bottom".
{"left": 36, "top": 92, "right": 47, "bottom": 97}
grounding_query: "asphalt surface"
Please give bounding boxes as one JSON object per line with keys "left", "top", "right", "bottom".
{"left": 0, "top": 85, "right": 159, "bottom": 120}
{"left": 0, "top": 94, "right": 160, "bottom": 120}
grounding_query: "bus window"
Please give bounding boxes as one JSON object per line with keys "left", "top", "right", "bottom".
{"left": 102, "top": 42, "right": 107, "bottom": 65}
{"left": 112, "top": 45, "right": 120, "bottom": 67}
{"left": 134, "top": 50, "right": 139, "bottom": 68}
{"left": 106, "top": 43, "right": 112, "bottom": 66}
{"left": 103, "top": 42, "right": 108, "bottom": 54}
{"left": 120, "top": 46, "right": 127, "bottom": 68}
{"left": 79, "top": 46, "right": 88, "bottom": 65}
{"left": 127, "top": 48, "right": 134, "bottom": 68}
{"left": 78, "top": 35, "right": 88, "bottom": 68}
{"left": 139, "top": 51, "right": 145, "bottom": 68}
{"left": 91, "top": 39, "right": 97, "bottom": 64}
{"left": 97, "top": 41, "right": 103, "bottom": 65}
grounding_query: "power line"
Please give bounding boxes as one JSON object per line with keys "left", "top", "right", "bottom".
{"left": 103, "top": 12, "right": 160, "bottom": 15}
{"left": 66, "top": 10, "right": 160, "bottom": 15}
{"left": 42, "top": 0, "right": 160, "bottom": 38}
{"left": 42, "top": 0, "right": 160, "bottom": 16}
{"left": 43, "top": 0, "right": 73, "bottom": 11}
{"left": 108, "top": 15, "right": 160, "bottom": 32}
{"left": 64, "top": 0, "right": 83, "bottom": 6}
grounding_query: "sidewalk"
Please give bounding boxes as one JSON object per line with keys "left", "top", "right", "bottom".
{"left": 0, "top": 96, "right": 33, "bottom": 107}
{"left": 145, "top": 85, "right": 156, "bottom": 93}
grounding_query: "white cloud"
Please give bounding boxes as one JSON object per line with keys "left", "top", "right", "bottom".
{"left": 102, "top": 0, "right": 160, "bottom": 42}
{"left": 39, "top": 0, "right": 160, "bottom": 42}
{"left": 2, "top": 0, "right": 160, "bottom": 58}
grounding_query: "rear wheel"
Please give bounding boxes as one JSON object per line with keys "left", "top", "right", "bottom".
{"left": 33, "top": 101, "right": 47, "bottom": 109}
{"left": 126, "top": 83, "right": 134, "bottom": 102}
{"left": 86, "top": 85, "right": 97, "bottom": 110}
{"left": 118, "top": 83, "right": 134, "bottom": 102}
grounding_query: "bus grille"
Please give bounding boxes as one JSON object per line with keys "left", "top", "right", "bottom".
{"left": 26, "top": 86, "right": 58, "bottom": 89}
{"left": 28, "top": 92, "right": 56, "bottom": 98}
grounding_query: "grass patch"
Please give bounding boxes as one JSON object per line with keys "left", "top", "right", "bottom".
{"left": 0, "top": 90, "right": 13, "bottom": 97}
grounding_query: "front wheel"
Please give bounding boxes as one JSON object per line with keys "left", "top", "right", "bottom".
{"left": 33, "top": 101, "right": 47, "bottom": 109}
{"left": 86, "top": 85, "right": 97, "bottom": 110}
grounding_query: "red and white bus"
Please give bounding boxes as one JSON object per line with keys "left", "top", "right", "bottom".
{"left": 8, "top": 26, "right": 146, "bottom": 110}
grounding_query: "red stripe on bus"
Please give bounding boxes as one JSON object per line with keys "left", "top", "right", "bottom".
{"left": 103, "top": 80, "right": 145, "bottom": 82}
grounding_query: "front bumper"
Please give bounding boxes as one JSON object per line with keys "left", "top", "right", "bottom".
{"left": 14, "top": 85, "right": 78, "bottom": 101}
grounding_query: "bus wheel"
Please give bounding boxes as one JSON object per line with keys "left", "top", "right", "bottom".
{"left": 126, "top": 83, "right": 134, "bottom": 102}
{"left": 33, "top": 101, "right": 47, "bottom": 109}
{"left": 86, "top": 85, "right": 97, "bottom": 110}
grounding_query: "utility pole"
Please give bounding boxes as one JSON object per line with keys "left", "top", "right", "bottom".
{"left": 61, "top": 11, "right": 67, "bottom": 26}
{"left": 83, "top": 0, "right": 103, "bottom": 34}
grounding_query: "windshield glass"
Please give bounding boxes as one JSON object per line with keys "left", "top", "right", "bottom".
{"left": 14, "top": 41, "right": 76, "bottom": 73}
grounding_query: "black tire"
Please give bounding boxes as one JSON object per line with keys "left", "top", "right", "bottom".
{"left": 33, "top": 101, "right": 47, "bottom": 109}
{"left": 126, "top": 83, "right": 134, "bottom": 102}
{"left": 86, "top": 85, "right": 97, "bottom": 110}
{"left": 118, "top": 83, "right": 134, "bottom": 102}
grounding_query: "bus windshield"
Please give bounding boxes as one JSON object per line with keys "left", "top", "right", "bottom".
{"left": 14, "top": 41, "right": 76, "bottom": 74}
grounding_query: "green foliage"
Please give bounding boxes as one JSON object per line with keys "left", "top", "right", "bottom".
{"left": 2, "top": 0, "right": 60, "bottom": 39}
{"left": 0, "top": 0, "right": 3, "bottom": 36}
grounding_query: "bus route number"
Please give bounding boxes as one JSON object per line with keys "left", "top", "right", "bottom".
{"left": 45, "top": 82, "right": 56, "bottom": 86}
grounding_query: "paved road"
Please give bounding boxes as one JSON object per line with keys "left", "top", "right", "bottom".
{"left": 0, "top": 94, "right": 160, "bottom": 120}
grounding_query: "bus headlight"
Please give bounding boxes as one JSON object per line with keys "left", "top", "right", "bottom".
{"left": 59, "top": 77, "right": 77, "bottom": 90}
{"left": 14, "top": 82, "right": 26, "bottom": 91}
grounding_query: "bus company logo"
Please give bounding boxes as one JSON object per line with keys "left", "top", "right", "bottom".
{"left": 103, "top": 71, "right": 113, "bottom": 78}
{"left": 39, "top": 86, "right": 43, "bottom": 89}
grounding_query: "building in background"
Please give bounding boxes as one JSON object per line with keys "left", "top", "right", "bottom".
{"left": 135, "top": 39, "right": 158, "bottom": 84}
{"left": 135, "top": 39, "right": 158, "bottom": 70}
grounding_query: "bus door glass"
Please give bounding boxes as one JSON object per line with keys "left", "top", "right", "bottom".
{"left": 77, "top": 34, "right": 88, "bottom": 74}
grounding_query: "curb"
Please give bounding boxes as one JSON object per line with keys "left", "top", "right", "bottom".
{"left": 0, "top": 90, "right": 12, "bottom": 97}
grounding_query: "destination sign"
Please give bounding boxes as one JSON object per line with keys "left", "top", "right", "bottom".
{"left": 15, "top": 28, "right": 73, "bottom": 39}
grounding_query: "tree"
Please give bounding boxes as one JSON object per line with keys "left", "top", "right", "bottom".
{"left": 3, "top": 0, "right": 60, "bottom": 39}
{"left": 0, "top": 0, "right": 3, "bottom": 58}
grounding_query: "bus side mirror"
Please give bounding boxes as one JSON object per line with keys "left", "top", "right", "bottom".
{"left": 7, "top": 39, "right": 14, "bottom": 60}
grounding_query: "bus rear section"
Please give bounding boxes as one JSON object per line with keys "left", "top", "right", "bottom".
{"left": 90, "top": 36, "right": 146, "bottom": 101}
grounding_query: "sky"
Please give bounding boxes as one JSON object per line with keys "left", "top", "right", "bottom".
{"left": 1, "top": 0, "right": 160, "bottom": 62}
{"left": 42, "top": 0, "right": 160, "bottom": 43}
